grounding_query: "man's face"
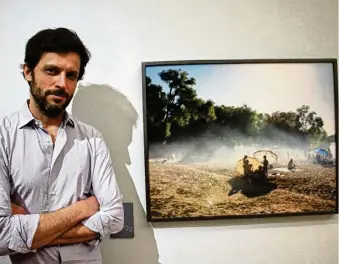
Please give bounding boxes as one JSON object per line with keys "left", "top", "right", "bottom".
{"left": 24, "top": 52, "right": 80, "bottom": 117}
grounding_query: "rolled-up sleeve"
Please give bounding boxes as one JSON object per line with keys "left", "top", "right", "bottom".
{"left": 81, "top": 134, "right": 124, "bottom": 243}
{"left": 0, "top": 145, "right": 40, "bottom": 256}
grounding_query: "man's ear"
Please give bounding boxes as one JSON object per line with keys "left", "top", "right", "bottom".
{"left": 22, "top": 64, "right": 33, "bottom": 83}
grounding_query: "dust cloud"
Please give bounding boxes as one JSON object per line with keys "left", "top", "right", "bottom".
{"left": 148, "top": 126, "right": 335, "bottom": 168}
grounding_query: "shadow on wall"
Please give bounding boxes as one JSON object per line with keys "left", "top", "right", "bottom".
{"left": 72, "top": 84, "right": 160, "bottom": 264}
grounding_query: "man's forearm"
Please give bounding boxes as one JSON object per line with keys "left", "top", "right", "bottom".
{"left": 48, "top": 224, "right": 100, "bottom": 246}
{"left": 31, "top": 208, "right": 83, "bottom": 249}
{"left": 11, "top": 203, "right": 99, "bottom": 247}
{"left": 31, "top": 197, "right": 98, "bottom": 249}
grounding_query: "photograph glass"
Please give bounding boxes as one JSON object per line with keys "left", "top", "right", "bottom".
{"left": 142, "top": 59, "right": 338, "bottom": 222}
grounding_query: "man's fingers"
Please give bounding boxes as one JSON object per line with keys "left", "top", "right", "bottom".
{"left": 11, "top": 203, "right": 27, "bottom": 215}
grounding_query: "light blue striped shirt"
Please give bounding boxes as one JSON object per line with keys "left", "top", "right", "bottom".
{"left": 0, "top": 101, "right": 124, "bottom": 263}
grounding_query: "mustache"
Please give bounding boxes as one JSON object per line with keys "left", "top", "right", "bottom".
{"left": 45, "top": 89, "right": 69, "bottom": 98}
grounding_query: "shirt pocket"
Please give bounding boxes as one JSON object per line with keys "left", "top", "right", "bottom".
{"left": 50, "top": 143, "right": 93, "bottom": 209}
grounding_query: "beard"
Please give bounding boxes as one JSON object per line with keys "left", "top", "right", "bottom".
{"left": 30, "top": 76, "right": 73, "bottom": 118}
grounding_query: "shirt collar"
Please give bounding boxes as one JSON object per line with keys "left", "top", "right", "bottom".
{"left": 18, "top": 100, "right": 75, "bottom": 129}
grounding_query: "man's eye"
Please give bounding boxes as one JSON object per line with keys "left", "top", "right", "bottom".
{"left": 67, "top": 74, "right": 77, "bottom": 80}
{"left": 46, "top": 69, "right": 57, "bottom": 74}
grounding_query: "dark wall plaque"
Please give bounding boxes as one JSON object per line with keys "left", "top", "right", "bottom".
{"left": 110, "top": 202, "right": 134, "bottom": 238}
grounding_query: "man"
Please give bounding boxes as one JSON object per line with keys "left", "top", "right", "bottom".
{"left": 262, "top": 155, "right": 269, "bottom": 176}
{"left": 0, "top": 28, "right": 124, "bottom": 263}
{"left": 242, "top": 155, "right": 249, "bottom": 175}
{"left": 288, "top": 158, "right": 296, "bottom": 171}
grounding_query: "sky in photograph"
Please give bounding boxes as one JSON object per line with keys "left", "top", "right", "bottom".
{"left": 146, "top": 62, "right": 336, "bottom": 135}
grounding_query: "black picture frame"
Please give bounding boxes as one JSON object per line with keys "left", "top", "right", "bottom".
{"left": 142, "top": 58, "right": 339, "bottom": 222}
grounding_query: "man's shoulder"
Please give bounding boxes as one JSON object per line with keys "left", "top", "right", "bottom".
{"left": 0, "top": 111, "right": 21, "bottom": 131}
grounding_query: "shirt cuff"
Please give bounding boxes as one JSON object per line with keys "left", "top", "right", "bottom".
{"left": 8, "top": 214, "right": 40, "bottom": 254}
{"left": 81, "top": 213, "right": 104, "bottom": 245}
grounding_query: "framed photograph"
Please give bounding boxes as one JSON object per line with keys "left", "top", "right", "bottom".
{"left": 142, "top": 59, "right": 339, "bottom": 222}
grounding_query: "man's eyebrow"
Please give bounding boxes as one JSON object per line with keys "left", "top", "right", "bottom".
{"left": 43, "top": 64, "right": 59, "bottom": 69}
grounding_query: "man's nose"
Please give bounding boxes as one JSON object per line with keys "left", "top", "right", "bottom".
{"left": 56, "top": 73, "right": 67, "bottom": 88}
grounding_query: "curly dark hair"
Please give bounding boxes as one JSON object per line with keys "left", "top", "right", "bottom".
{"left": 21, "top": 27, "right": 91, "bottom": 81}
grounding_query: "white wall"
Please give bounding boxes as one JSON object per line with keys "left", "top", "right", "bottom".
{"left": 0, "top": 0, "right": 338, "bottom": 264}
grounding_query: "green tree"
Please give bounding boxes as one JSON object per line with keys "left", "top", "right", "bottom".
{"left": 296, "top": 105, "right": 327, "bottom": 142}
{"left": 158, "top": 69, "right": 197, "bottom": 139}
{"left": 145, "top": 76, "right": 167, "bottom": 141}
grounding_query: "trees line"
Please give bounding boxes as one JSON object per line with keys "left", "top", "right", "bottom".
{"left": 146, "top": 69, "right": 332, "bottom": 149}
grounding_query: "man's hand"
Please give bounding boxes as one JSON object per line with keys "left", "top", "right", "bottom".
{"left": 11, "top": 203, "right": 27, "bottom": 215}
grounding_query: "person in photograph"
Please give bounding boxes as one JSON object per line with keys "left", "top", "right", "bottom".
{"left": 262, "top": 155, "right": 269, "bottom": 176}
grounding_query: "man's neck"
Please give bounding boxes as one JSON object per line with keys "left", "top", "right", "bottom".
{"left": 28, "top": 99, "right": 64, "bottom": 129}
